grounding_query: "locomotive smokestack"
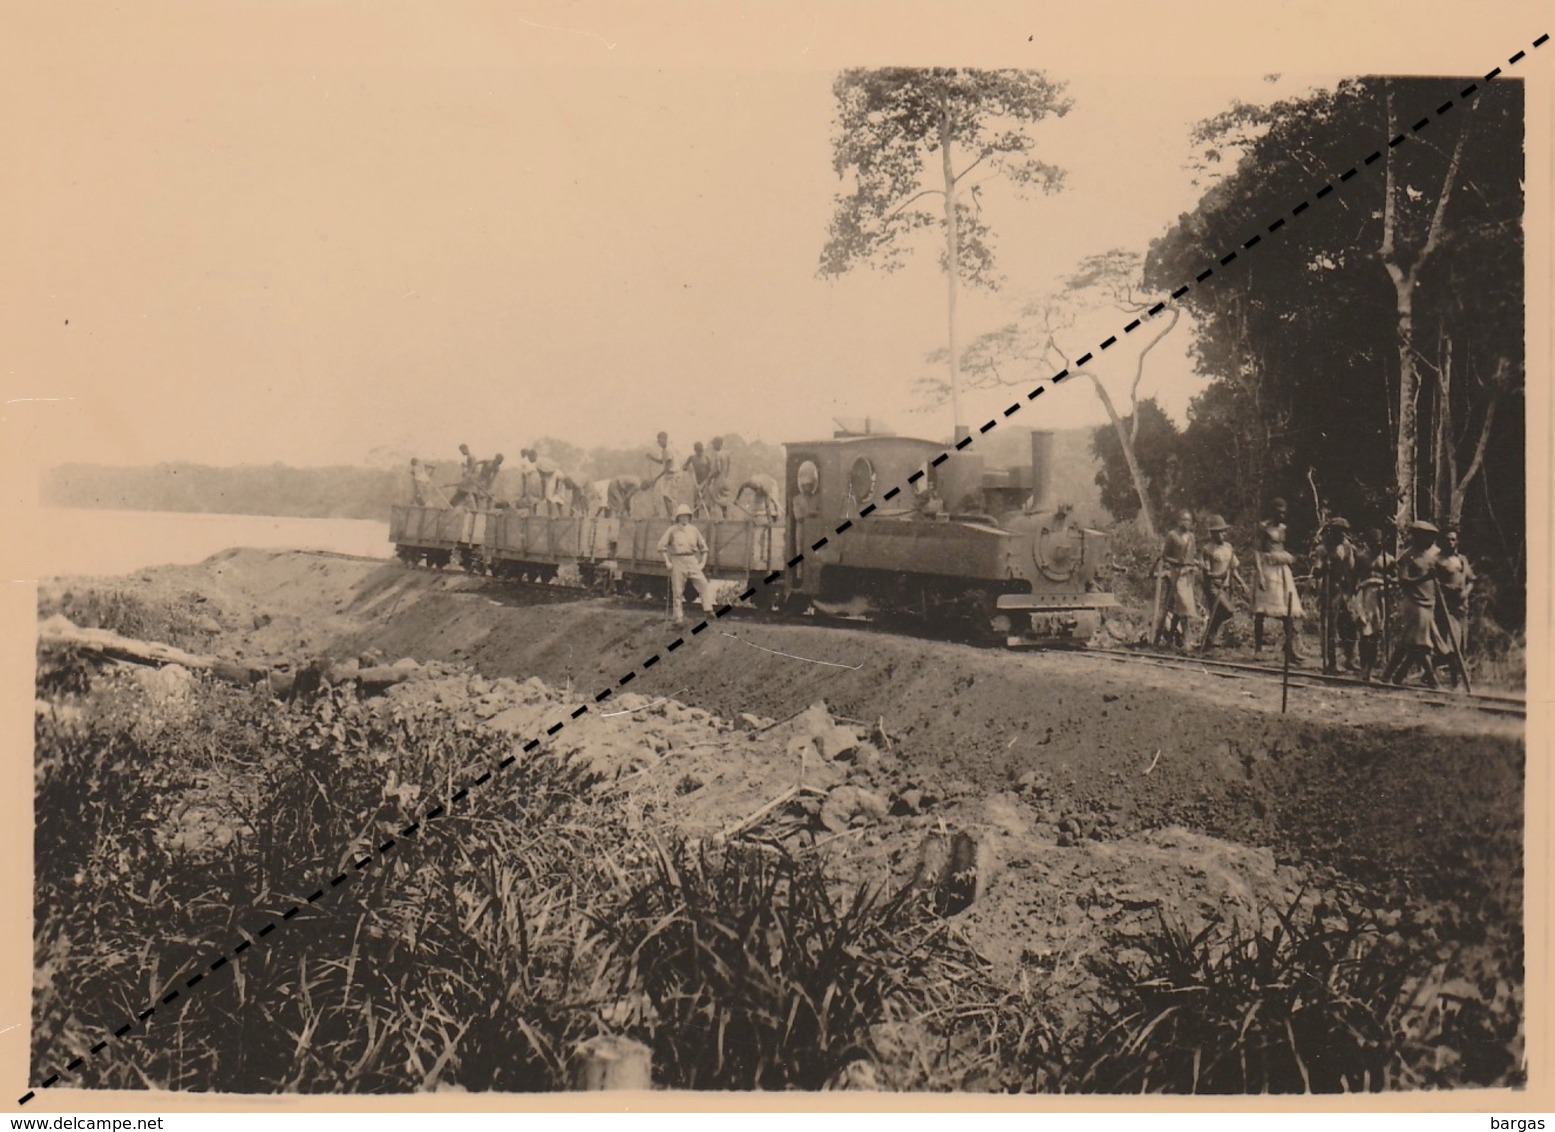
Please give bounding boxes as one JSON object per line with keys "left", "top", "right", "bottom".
{"left": 1029, "top": 430, "right": 1054, "bottom": 511}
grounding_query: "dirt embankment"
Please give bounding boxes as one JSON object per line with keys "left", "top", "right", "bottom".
{"left": 44, "top": 549, "right": 1524, "bottom": 939}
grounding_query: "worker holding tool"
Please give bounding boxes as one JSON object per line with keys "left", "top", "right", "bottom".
{"left": 1434, "top": 526, "right": 1475, "bottom": 690}
{"left": 1382, "top": 520, "right": 1445, "bottom": 688}
{"left": 1197, "top": 514, "right": 1248, "bottom": 652}
{"left": 1152, "top": 510, "right": 1200, "bottom": 650}
{"left": 1253, "top": 497, "right": 1304, "bottom": 662}
{"left": 1353, "top": 527, "right": 1394, "bottom": 682}
{"left": 1313, "top": 516, "right": 1360, "bottom": 673}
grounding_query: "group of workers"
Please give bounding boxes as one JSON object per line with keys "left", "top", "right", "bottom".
{"left": 1151, "top": 498, "right": 1477, "bottom": 687}
{"left": 407, "top": 433, "right": 783, "bottom": 523}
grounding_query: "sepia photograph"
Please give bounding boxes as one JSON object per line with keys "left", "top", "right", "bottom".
{"left": 2, "top": 1, "right": 1548, "bottom": 1114}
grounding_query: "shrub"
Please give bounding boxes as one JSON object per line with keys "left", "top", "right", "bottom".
{"left": 1065, "top": 901, "right": 1406, "bottom": 1094}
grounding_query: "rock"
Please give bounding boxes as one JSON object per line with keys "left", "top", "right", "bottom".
{"left": 210, "top": 658, "right": 269, "bottom": 686}
{"left": 486, "top": 705, "right": 542, "bottom": 734}
{"left": 675, "top": 773, "right": 704, "bottom": 796}
{"left": 391, "top": 657, "right": 421, "bottom": 671}
{"left": 195, "top": 615, "right": 223, "bottom": 635}
{"left": 851, "top": 741, "right": 883, "bottom": 774}
{"left": 828, "top": 1061, "right": 881, "bottom": 1091}
{"left": 852, "top": 788, "right": 889, "bottom": 822}
{"left": 251, "top": 612, "right": 272, "bottom": 630}
{"left": 132, "top": 663, "right": 196, "bottom": 711}
{"left": 785, "top": 735, "right": 819, "bottom": 768}
{"left": 736, "top": 712, "right": 770, "bottom": 732}
{"left": 817, "top": 785, "right": 876, "bottom": 833}
{"left": 815, "top": 723, "right": 862, "bottom": 762}
{"left": 326, "top": 658, "right": 361, "bottom": 684}
{"left": 892, "top": 788, "right": 924, "bottom": 816}
{"left": 911, "top": 830, "right": 982, "bottom": 916}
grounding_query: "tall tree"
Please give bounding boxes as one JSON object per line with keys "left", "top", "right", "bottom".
{"left": 920, "top": 249, "right": 1179, "bottom": 537}
{"left": 819, "top": 68, "right": 1071, "bottom": 438}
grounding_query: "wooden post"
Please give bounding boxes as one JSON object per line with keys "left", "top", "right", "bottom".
{"left": 571, "top": 1036, "right": 653, "bottom": 1091}
{"left": 1281, "top": 591, "right": 1293, "bottom": 714}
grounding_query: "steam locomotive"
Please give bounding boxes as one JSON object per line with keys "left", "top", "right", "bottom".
{"left": 388, "top": 429, "right": 1117, "bottom": 645}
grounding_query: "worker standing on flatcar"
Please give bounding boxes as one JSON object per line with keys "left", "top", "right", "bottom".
{"left": 588, "top": 474, "right": 643, "bottom": 518}
{"left": 658, "top": 504, "right": 715, "bottom": 627}
{"left": 525, "top": 450, "right": 562, "bottom": 517}
{"left": 646, "top": 431, "right": 682, "bottom": 517}
{"left": 474, "top": 453, "right": 505, "bottom": 509}
{"left": 733, "top": 474, "right": 781, "bottom": 521}
{"left": 449, "top": 444, "right": 481, "bottom": 508}
{"left": 707, "top": 437, "right": 732, "bottom": 519}
{"left": 684, "top": 441, "right": 715, "bottom": 517}
{"left": 409, "top": 459, "right": 441, "bottom": 507}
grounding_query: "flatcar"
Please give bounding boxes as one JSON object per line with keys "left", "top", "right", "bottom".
{"left": 389, "top": 428, "right": 1116, "bottom": 645}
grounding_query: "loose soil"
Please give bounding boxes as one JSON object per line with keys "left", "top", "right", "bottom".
{"left": 38, "top": 548, "right": 1526, "bottom": 1076}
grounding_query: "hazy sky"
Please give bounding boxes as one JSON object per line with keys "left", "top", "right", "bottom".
{"left": 2, "top": 1, "right": 1538, "bottom": 469}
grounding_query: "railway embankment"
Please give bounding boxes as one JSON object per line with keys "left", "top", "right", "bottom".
{"left": 32, "top": 547, "right": 1526, "bottom": 1091}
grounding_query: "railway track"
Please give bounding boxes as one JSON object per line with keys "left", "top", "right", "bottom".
{"left": 1088, "top": 646, "right": 1526, "bottom": 719}
{"left": 387, "top": 557, "right": 1527, "bottom": 720}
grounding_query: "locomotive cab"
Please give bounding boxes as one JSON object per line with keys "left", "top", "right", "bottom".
{"left": 783, "top": 428, "right": 1116, "bottom": 644}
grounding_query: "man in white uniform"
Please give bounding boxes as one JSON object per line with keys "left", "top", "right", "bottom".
{"left": 657, "top": 504, "right": 715, "bottom": 626}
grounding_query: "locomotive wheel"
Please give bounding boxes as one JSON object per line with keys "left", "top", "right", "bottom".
{"left": 961, "top": 589, "right": 1007, "bottom": 646}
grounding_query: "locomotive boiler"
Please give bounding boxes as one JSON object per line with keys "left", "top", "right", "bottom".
{"left": 782, "top": 429, "right": 1116, "bottom": 645}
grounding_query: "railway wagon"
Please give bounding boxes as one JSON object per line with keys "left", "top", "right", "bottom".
{"left": 389, "top": 504, "right": 785, "bottom": 594}
{"left": 782, "top": 430, "right": 1117, "bottom": 644}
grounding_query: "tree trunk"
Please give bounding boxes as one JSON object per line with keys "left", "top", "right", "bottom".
{"left": 1431, "top": 335, "right": 1454, "bottom": 525}
{"left": 1450, "top": 356, "right": 1507, "bottom": 529}
{"left": 1382, "top": 83, "right": 1469, "bottom": 533}
{"left": 939, "top": 104, "right": 966, "bottom": 441}
{"left": 1087, "top": 374, "right": 1157, "bottom": 539}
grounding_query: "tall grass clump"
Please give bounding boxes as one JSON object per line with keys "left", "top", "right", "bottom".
{"left": 34, "top": 669, "right": 1051, "bottom": 1093}
{"left": 606, "top": 840, "right": 1061, "bottom": 1092}
{"left": 1063, "top": 896, "right": 1521, "bottom": 1093}
{"left": 33, "top": 676, "right": 636, "bottom": 1092}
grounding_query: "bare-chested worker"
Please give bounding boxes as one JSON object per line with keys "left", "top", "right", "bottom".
{"left": 645, "top": 431, "right": 682, "bottom": 517}
{"left": 733, "top": 474, "right": 781, "bottom": 521}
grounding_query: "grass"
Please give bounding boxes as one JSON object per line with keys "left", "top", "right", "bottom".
{"left": 32, "top": 669, "right": 1047, "bottom": 1093}
{"left": 1062, "top": 895, "right": 1523, "bottom": 1093}
{"left": 32, "top": 656, "right": 1522, "bottom": 1094}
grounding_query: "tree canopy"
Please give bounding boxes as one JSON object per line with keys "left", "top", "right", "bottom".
{"left": 1146, "top": 76, "right": 1523, "bottom": 615}
{"left": 820, "top": 68, "right": 1071, "bottom": 433}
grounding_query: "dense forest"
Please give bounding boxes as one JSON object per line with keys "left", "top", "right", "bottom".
{"left": 1085, "top": 76, "right": 1523, "bottom": 625}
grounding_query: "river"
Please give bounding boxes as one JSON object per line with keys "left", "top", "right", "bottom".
{"left": 24, "top": 506, "right": 393, "bottom": 578}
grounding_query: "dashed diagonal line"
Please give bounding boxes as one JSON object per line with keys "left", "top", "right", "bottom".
{"left": 18, "top": 35, "right": 1546, "bottom": 1105}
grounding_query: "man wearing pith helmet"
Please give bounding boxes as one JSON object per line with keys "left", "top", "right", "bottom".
{"left": 657, "top": 503, "right": 715, "bottom": 627}
{"left": 1198, "top": 514, "right": 1245, "bottom": 652}
{"left": 1382, "top": 519, "right": 1444, "bottom": 688}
